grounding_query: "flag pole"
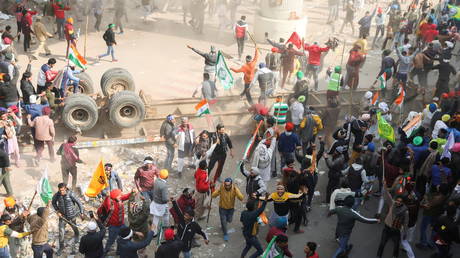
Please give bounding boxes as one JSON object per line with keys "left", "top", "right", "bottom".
{"left": 84, "top": 14, "right": 89, "bottom": 59}
{"left": 27, "top": 191, "right": 37, "bottom": 211}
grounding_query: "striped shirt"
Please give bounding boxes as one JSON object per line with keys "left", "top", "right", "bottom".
{"left": 271, "top": 102, "right": 289, "bottom": 125}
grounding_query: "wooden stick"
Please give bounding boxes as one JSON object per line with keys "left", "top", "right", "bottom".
{"left": 84, "top": 14, "right": 89, "bottom": 59}
{"left": 27, "top": 191, "right": 37, "bottom": 211}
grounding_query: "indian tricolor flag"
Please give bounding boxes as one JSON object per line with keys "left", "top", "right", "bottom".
{"left": 393, "top": 84, "right": 405, "bottom": 108}
{"left": 378, "top": 73, "right": 386, "bottom": 89}
{"left": 371, "top": 91, "right": 379, "bottom": 105}
{"left": 68, "top": 44, "right": 87, "bottom": 69}
{"left": 195, "top": 99, "right": 210, "bottom": 117}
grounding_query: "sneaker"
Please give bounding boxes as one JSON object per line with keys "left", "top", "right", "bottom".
{"left": 112, "top": 59, "right": 118, "bottom": 62}
{"left": 223, "top": 234, "right": 229, "bottom": 241}
{"left": 294, "top": 229, "right": 304, "bottom": 234}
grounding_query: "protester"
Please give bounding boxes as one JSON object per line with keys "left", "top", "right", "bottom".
{"left": 231, "top": 46, "right": 260, "bottom": 105}
{"left": 211, "top": 177, "right": 244, "bottom": 241}
{"left": 98, "top": 189, "right": 131, "bottom": 255}
{"left": 234, "top": 16, "right": 248, "bottom": 60}
{"left": 304, "top": 42, "right": 330, "bottom": 91}
{"left": 78, "top": 213, "right": 106, "bottom": 258}
{"left": 98, "top": 24, "right": 117, "bottom": 62}
{"left": 329, "top": 196, "right": 379, "bottom": 258}
{"left": 155, "top": 228, "right": 184, "bottom": 258}
{"left": 27, "top": 106, "right": 55, "bottom": 164}
{"left": 116, "top": 225, "right": 156, "bottom": 258}
{"left": 176, "top": 117, "right": 195, "bottom": 176}
{"left": 160, "top": 115, "right": 176, "bottom": 171}
{"left": 102, "top": 163, "right": 123, "bottom": 196}
{"left": 2, "top": 197, "right": 29, "bottom": 258}
{"left": 134, "top": 156, "right": 159, "bottom": 201}
{"left": 208, "top": 124, "right": 233, "bottom": 183}
{"left": 52, "top": 1, "right": 71, "bottom": 40}
{"left": 240, "top": 193, "right": 268, "bottom": 258}
{"left": 194, "top": 160, "right": 210, "bottom": 220}
{"left": 150, "top": 169, "right": 170, "bottom": 231}
{"left": 37, "top": 58, "right": 58, "bottom": 94}
{"left": 56, "top": 136, "right": 83, "bottom": 190}
{"left": 52, "top": 183, "right": 83, "bottom": 255}
{"left": 239, "top": 162, "right": 267, "bottom": 198}
{"left": 172, "top": 198, "right": 209, "bottom": 258}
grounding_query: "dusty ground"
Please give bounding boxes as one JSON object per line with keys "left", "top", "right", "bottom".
{"left": 0, "top": 0, "right": 451, "bottom": 257}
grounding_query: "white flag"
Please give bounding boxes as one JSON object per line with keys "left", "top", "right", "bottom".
{"left": 216, "top": 51, "right": 234, "bottom": 89}
{"left": 441, "top": 131, "right": 455, "bottom": 160}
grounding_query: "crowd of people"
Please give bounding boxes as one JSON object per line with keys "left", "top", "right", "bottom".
{"left": 0, "top": 0, "right": 459, "bottom": 258}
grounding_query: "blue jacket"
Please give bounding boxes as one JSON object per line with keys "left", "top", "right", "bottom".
{"left": 431, "top": 165, "right": 452, "bottom": 187}
{"left": 116, "top": 230, "right": 155, "bottom": 258}
{"left": 277, "top": 132, "right": 301, "bottom": 153}
{"left": 24, "top": 103, "right": 49, "bottom": 120}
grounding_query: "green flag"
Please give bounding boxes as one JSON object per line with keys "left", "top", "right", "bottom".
{"left": 216, "top": 51, "right": 234, "bottom": 89}
{"left": 37, "top": 168, "right": 53, "bottom": 204}
{"left": 262, "top": 236, "right": 283, "bottom": 258}
{"left": 377, "top": 112, "right": 395, "bottom": 143}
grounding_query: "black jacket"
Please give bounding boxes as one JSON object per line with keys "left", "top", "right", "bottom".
{"left": 79, "top": 220, "right": 105, "bottom": 258}
{"left": 20, "top": 79, "right": 35, "bottom": 105}
{"left": 117, "top": 230, "right": 155, "bottom": 258}
{"left": 240, "top": 200, "right": 267, "bottom": 237}
{"left": 52, "top": 190, "right": 83, "bottom": 219}
{"left": 0, "top": 82, "right": 19, "bottom": 103}
{"left": 0, "top": 148, "right": 9, "bottom": 168}
{"left": 325, "top": 155, "right": 346, "bottom": 181}
{"left": 102, "top": 29, "right": 116, "bottom": 46}
{"left": 211, "top": 133, "right": 232, "bottom": 157}
{"left": 172, "top": 200, "right": 207, "bottom": 252}
{"left": 330, "top": 206, "right": 378, "bottom": 237}
{"left": 155, "top": 239, "right": 184, "bottom": 258}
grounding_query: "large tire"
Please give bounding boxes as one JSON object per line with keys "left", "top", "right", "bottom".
{"left": 100, "top": 68, "right": 135, "bottom": 96}
{"left": 68, "top": 72, "right": 95, "bottom": 95}
{"left": 109, "top": 91, "right": 145, "bottom": 128}
{"left": 62, "top": 94, "right": 99, "bottom": 131}
{"left": 100, "top": 67, "right": 125, "bottom": 87}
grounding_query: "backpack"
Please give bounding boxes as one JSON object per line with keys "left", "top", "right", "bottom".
{"left": 102, "top": 30, "right": 109, "bottom": 42}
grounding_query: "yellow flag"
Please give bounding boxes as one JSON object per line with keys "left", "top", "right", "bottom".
{"left": 85, "top": 160, "right": 109, "bottom": 197}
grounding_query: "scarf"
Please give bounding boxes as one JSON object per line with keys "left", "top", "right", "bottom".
{"left": 63, "top": 143, "right": 79, "bottom": 166}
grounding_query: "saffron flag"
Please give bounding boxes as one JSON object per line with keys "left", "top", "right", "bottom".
{"left": 393, "top": 84, "right": 405, "bottom": 108}
{"left": 403, "top": 113, "right": 422, "bottom": 138}
{"left": 371, "top": 91, "right": 379, "bottom": 105}
{"left": 377, "top": 112, "right": 395, "bottom": 143}
{"left": 85, "top": 160, "right": 109, "bottom": 197}
{"left": 286, "top": 31, "right": 302, "bottom": 49}
{"left": 37, "top": 167, "right": 53, "bottom": 204}
{"left": 195, "top": 99, "right": 210, "bottom": 117}
{"left": 441, "top": 131, "right": 455, "bottom": 159}
{"left": 378, "top": 73, "right": 386, "bottom": 89}
{"left": 68, "top": 44, "right": 87, "bottom": 69}
{"left": 216, "top": 51, "right": 234, "bottom": 90}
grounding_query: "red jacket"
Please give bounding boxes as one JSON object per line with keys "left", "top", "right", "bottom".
{"left": 64, "top": 22, "right": 75, "bottom": 41}
{"left": 307, "top": 252, "right": 319, "bottom": 258}
{"left": 98, "top": 193, "right": 130, "bottom": 226}
{"left": 346, "top": 48, "right": 364, "bottom": 68}
{"left": 134, "top": 165, "right": 159, "bottom": 192}
{"left": 169, "top": 194, "right": 196, "bottom": 224}
{"left": 52, "top": 4, "right": 70, "bottom": 19}
{"left": 194, "top": 168, "right": 210, "bottom": 193}
{"left": 304, "top": 44, "right": 329, "bottom": 66}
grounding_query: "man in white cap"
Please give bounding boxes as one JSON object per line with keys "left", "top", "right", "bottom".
{"left": 362, "top": 91, "right": 373, "bottom": 111}
{"left": 24, "top": 94, "right": 49, "bottom": 120}
{"left": 60, "top": 62, "right": 84, "bottom": 96}
{"left": 79, "top": 214, "right": 106, "bottom": 257}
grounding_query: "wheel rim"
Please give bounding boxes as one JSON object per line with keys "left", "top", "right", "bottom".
{"left": 107, "top": 79, "right": 128, "bottom": 95}
{"left": 69, "top": 107, "right": 91, "bottom": 127}
{"left": 118, "top": 104, "right": 138, "bottom": 122}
